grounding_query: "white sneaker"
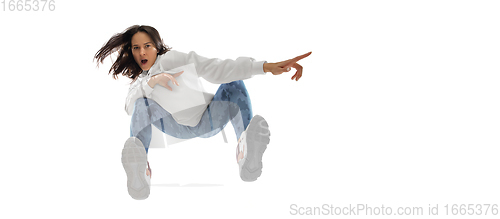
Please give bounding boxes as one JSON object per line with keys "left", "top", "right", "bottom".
{"left": 122, "top": 137, "right": 150, "bottom": 200}
{"left": 236, "top": 115, "right": 270, "bottom": 182}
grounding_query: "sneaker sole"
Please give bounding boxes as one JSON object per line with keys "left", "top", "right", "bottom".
{"left": 121, "top": 137, "right": 150, "bottom": 200}
{"left": 240, "top": 115, "right": 270, "bottom": 182}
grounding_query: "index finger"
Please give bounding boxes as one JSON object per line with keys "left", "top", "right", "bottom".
{"left": 173, "top": 71, "right": 184, "bottom": 77}
{"left": 282, "top": 52, "right": 312, "bottom": 68}
{"left": 289, "top": 51, "right": 312, "bottom": 63}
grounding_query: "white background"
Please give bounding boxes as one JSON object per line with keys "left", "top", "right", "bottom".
{"left": 1, "top": 0, "right": 499, "bottom": 218}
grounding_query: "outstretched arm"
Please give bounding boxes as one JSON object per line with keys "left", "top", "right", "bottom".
{"left": 263, "top": 52, "right": 312, "bottom": 81}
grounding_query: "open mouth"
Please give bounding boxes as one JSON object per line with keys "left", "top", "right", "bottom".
{"left": 141, "top": 59, "right": 148, "bottom": 65}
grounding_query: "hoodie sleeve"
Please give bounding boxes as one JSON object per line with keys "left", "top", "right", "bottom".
{"left": 163, "top": 50, "right": 267, "bottom": 84}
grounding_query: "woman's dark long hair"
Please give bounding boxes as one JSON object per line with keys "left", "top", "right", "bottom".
{"left": 94, "top": 25, "right": 170, "bottom": 82}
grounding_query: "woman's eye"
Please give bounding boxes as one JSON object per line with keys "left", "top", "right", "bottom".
{"left": 133, "top": 47, "right": 138, "bottom": 50}
{"left": 146, "top": 45, "right": 151, "bottom": 48}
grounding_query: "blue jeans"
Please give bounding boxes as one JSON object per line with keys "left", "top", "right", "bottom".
{"left": 130, "top": 80, "right": 253, "bottom": 153}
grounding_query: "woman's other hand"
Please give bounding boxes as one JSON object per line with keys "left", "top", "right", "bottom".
{"left": 147, "top": 71, "right": 184, "bottom": 91}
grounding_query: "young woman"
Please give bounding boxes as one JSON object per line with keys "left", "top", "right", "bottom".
{"left": 94, "top": 25, "right": 311, "bottom": 200}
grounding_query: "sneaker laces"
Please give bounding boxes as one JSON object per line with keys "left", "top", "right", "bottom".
{"left": 236, "top": 143, "right": 240, "bottom": 162}
{"left": 147, "top": 161, "right": 152, "bottom": 178}
{"left": 236, "top": 138, "right": 245, "bottom": 163}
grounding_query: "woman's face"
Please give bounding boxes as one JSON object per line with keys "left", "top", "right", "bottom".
{"left": 131, "top": 31, "right": 158, "bottom": 71}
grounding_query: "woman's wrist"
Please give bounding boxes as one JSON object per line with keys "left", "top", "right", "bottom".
{"left": 147, "top": 76, "right": 157, "bottom": 88}
{"left": 263, "top": 63, "right": 272, "bottom": 73}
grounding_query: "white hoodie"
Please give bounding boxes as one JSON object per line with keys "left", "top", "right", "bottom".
{"left": 125, "top": 50, "right": 266, "bottom": 127}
